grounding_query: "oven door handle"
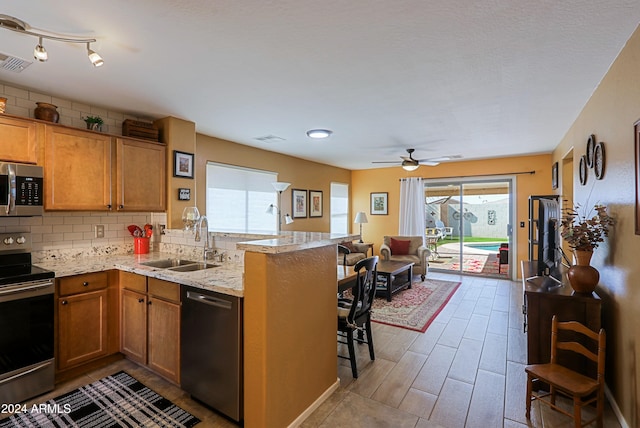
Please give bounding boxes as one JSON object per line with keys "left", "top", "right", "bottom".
{"left": 0, "top": 361, "right": 53, "bottom": 385}
{"left": 0, "top": 281, "right": 54, "bottom": 296}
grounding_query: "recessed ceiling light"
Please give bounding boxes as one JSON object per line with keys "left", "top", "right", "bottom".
{"left": 306, "top": 129, "right": 332, "bottom": 139}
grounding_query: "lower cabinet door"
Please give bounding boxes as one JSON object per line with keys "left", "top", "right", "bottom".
{"left": 58, "top": 290, "right": 108, "bottom": 370}
{"left": 147, "top": 298, "right": 180, "bottom": 383}
{"left": 120, "top": 289, "right": 148, "bottom": 364}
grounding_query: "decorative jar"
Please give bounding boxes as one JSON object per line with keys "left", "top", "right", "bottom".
{"left": 34, "top": 102, "right": 59, "bottom": 123}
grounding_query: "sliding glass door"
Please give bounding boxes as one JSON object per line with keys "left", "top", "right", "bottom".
{"left": 425, "top": 178, "right": 513, "bottom": 278}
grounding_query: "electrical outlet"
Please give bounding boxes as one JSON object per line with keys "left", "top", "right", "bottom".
{"left": 159, "top": 224, "right": 166, "bottom": 235}
{"left": 95, "top": 225, "right": 105, "bottom": 238}
{"left": 520, "top": 221, "right": 525, "bottom": 228}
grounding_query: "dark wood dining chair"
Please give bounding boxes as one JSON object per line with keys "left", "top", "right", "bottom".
{"left": 337, "top": 256, "right": 378, "bottom": 378}
{"left": 338, "top": 244, "right": 351, "bottom": 266}
{"left": 525, "top": 315, "right": 606, "bottom": 428}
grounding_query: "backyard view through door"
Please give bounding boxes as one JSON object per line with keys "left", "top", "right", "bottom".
{"left": 425, "top": 179, "right": 512, "bottom": 278}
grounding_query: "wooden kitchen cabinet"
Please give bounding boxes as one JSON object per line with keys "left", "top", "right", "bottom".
{"left": 57, "top": 272, "right": 110, "bottom": 371}
{"left": 44, "top": 126, "right": 112, "bottom": 210}
{"left": 0, "top": 115, "right": 41, "bottom": 164}
{"left": 120, "top": 272, "right": 180, "bottom": 383}
{"left": 44, "top": 127, "right": 166, "bottom": 212}
{"left": 116, "top": 138, "right": 166, "bottom": 212}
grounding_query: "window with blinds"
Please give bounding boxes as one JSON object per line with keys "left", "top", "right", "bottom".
{"left": 330, "top": 182, "right": 349, "bottom": 234}
{"left": 206, "top": 163, "right": 278, "bottom": 233}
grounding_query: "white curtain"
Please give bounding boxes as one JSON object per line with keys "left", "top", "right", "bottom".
{"left": 399, "top": 177, "right": 425, "bottom": 244}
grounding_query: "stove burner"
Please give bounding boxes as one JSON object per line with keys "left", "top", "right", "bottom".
{"left": 0, "top": 232, "right": 54, "bottom": 286}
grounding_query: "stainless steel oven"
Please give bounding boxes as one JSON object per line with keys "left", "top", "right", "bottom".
{"left": 0, "top": 233, "right": 55, "bottom": 404}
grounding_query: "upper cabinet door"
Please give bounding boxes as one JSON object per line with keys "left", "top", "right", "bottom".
{"left": 44, "top": 126, "right": 113, "bottom": 210}
{"left": 116, "top": 138, "right": 166, "bottom": 212}
{"left": 0, "top": 116, "right": 40, "bottom": 164}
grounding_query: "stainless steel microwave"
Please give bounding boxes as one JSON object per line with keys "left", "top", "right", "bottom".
{"left": 0, "top": 163, "right": 44, "bottom": 216}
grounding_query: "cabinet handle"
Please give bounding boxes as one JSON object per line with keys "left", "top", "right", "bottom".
{"left": 138, "top": 298, "right": 144, "bottom": 303}
{"left": 107, "top": 204, "right": 112, "bottom": 209}
{"left": 148, "top": 300, "right": 152, "bottom": 305}
{"left": 83, "top": 281, "right": 89, "bottom": 287}
{"left": 61, "top": 300, "right": 68, "bottom": 305}
{"left": 119, "top": 205, "right": 124, "bottom": 209}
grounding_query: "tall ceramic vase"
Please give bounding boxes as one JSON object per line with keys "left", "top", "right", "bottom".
{"left": 567, "top": 250, "right": 599, "bottom": 294}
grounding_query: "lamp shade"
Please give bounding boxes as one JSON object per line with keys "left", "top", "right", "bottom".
{"left": 285, "top": 214, "right": 294, "bottom": 224}
{"left": 354, "top": 212, "right": 368, "bottom": 224}
{"left": 272, "top": 182, "right": 291, "bottom": 192}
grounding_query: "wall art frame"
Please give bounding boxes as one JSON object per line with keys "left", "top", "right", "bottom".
{"left": 370, "top": 192, "right": 388, "bottom": 215}
{"left": 634, "top": 120, "right": 640, "bottom": 234}
{"left": 292, "top": 189, "right": 307, "bottom": 218}
{"left": 551, "top": 162, "right": 558, "bottom": 190}
{"left": 173, "top": 150, "right": 194, "bottom": 179}
{"left": 309, "top": 190, "right": 323, "bottom": 217}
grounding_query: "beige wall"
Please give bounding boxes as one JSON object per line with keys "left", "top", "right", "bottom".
{"left": 351, "top": 154, "right": 552, "bottom": 278}
{"left": 194, "top": 133, "right": 352, "bottom": 232}
{"left": 552, "top": 24, "right": 640, "bottom": 426}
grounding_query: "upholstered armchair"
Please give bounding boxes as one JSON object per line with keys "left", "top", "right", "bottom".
{"left": 380, "top": 235, "right": 430, "bottom": 281}
{"left": 337, "top": 241, "right": 370, "bottom": 266}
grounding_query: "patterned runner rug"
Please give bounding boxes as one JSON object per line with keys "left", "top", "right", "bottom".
{"left": 371, "top": 278, "right": 460, "bottom": 332}
{"left": 0, "top": 371, "right": 200, "bottom": 428}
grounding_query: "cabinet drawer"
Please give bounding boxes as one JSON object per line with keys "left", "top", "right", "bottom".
{"left": 148, "top": 278, "right": 180, "bottom": 303}
{"left": 59, "top": 272, "right": 108, "bottom": 296}
{"left": 120, "top": 271, "right": 147, "bottom": 293}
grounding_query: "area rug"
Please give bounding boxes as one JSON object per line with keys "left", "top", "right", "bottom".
{"left": 0, "top": 371, "right": 200, "bottom": 428}
{"left": 371, "top": 278, "right": 460, "bottom": 332}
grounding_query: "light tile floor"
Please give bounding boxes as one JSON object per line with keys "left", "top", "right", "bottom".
{"left": 1, "top": 272, "right": 622, "bottom": 428}
{"left": 304, "top": 271, "right": 622, "bottom": 428}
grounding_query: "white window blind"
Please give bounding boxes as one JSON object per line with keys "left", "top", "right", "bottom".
{"left": 330, "top": 182, "right": 349, "bottom": 234}
{"left": 206, "top": 163, "right": 277, "bottom": 233}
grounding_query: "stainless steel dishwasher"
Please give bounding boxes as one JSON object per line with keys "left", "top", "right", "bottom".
{"left": 181, "top": 286, "right": 243, "bottom": 422}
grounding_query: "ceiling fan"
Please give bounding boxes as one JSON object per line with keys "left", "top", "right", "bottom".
{"left": 372, "top": 149, "right": 456, "bottom": 170}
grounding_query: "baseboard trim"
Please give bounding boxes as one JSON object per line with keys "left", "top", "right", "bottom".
{"left": 288, "top": 378, "right": 340, "bottom": 428}
{"left": 606, "top": 384, "right": 630, "bottom": 428}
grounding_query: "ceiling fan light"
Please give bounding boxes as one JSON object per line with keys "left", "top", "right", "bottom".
{"left": 402, "top": 164, "right": 419, "bottom": 171}
{"left": 34, "top": 37, "right": 47, "bottom": 62}
{"left": 306, "top": 129, "right": 332, "bottom": 139}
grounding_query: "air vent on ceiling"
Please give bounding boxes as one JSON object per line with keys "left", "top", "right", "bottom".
{"left": 0, "top": 52, "right": 32, "bottom": 73}
{"left": 254, "top": 134, "right": 286, "bottom": 143}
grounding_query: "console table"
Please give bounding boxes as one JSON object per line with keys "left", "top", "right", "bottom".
{"left": 521, "top": 261, "right": 601, "bottom": 383}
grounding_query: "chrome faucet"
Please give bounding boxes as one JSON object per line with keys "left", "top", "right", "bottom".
{"left": 194, "top": 215, "right": 213, "bottom": 263}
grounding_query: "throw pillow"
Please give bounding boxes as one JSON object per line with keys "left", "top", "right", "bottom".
{"left": 390, "top": 238, "right": 410, "bottom": 255}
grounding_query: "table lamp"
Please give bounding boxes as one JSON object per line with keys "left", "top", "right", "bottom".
{"left": 354, "top": 211, "right": 368, "bottom": 243}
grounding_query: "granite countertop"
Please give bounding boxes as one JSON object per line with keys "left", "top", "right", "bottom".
{"left": 33, "top": 232, "right": 359, "bottom": 297}
{"left": 35, "top": 252, "right": 244, "bottom": 297}
{"left": 236, "top": 231, "right": 360, "bottom": 253}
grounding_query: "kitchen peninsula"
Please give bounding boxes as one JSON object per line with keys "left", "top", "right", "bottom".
{"left": 36, "top": 230, "right": 357, "bottom": 428}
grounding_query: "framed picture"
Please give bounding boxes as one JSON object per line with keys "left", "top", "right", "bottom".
{"left": 551, "top": 162, "right": 558, "bottom": 190}
{"left": 292, "top": 189, "right": 307, "bottom": 218}
{"left": 309, "top": 190, "right": 323, "bottom": 217}
{"left": 370, "top": 192, "right": 388, "bottom": 215}
{"left": 635, "top": 120, "right": 640, "bottom": 234}
{"left": 173, "top": 150, "right": 194, "bottom": 179}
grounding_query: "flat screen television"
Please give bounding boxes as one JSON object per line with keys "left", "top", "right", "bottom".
{"left": 535, "top": 198, "right": 563, "bottom": 285}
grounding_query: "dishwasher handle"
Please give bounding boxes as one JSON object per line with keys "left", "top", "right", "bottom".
{"left": 186, "top": 290, "right": 232, "bottom": 309}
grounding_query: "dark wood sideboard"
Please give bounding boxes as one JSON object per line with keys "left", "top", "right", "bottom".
{"left": 521, "top": 261, "right": 601, "bottom": 383}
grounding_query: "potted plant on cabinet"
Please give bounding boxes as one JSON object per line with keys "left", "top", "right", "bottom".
{"left": 83, "top": 115, "right": 104, "bottom": 131}
{"left": 560, "top": 204, "right": 614, "bottom": 293}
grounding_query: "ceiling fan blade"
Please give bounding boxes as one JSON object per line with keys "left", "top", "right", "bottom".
{"left": 372, "top": 161, "right": 401, "bottom": 164}
{"left": 419, "top": 161, "right": 440, "bottom": 166}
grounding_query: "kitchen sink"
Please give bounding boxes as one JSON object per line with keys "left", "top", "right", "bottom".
{"left": 167, "top": 263, "right": 219, "bottom": 272}
{"left": 140, "top": 259, "right": 197, "bottom": 268}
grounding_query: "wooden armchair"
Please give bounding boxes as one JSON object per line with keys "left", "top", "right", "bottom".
{"left": 525, "top": 315, "right": 606, "bottom": 428}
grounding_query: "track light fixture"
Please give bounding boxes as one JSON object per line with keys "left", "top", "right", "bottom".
{"left": 0, "top": 14, "right": 104, "bottom": 67}
{"left": 33, "top": 37, "right": 47, "bottom": 62}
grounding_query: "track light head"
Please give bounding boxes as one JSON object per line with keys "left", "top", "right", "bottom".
{"left": 87, "top": 43, "right": 104, "bottom": 67}
{"left": 33, "top": 37, "right": 47, "bottom": 62}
